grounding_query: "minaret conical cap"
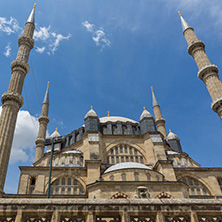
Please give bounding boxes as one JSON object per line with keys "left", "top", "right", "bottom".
{"left": 178, "top": 11, "right": 193, "bottom": 33}
{"left": 151, "top": 87, "right": 159, "bottom": 107}
{"left": 84, "top": 106, "right": 98, "bottom": 119}
{"left": 27, "top": 3, "right": 36, "bottom": 24}
{"left": 43, "top": 82, "right": 49, "bottom": 104}
{"left": 167, "top": 129, "right": 179, "bottom": 141}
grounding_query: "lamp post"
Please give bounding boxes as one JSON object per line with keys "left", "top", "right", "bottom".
{"left": 44, "top": 136, "right": 64, "bottom": 198}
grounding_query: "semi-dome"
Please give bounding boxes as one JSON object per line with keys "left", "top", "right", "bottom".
{"left": 100, "top": 116, "right": 138, "bottom": 124}
{"left": 167, "top": 130, "right": 179, "bottom": 140}
{"left": 84, "top": 106, "right": 98, "bottom": 119}
{"left": 104, "top": 162, "right": 151, "bottom": 174}
{"left": 140, "top": 107, "right": 152, "bottom": 121}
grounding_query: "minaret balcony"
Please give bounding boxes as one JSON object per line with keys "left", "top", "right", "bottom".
{"left": 197, "top": 64, "right": 219, "bottom": 81}
{"left": 187, "top": 40, "right": 205, "bottom": 55}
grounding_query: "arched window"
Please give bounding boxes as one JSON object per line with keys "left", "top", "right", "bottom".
{"left": 217, "top": 177, "right": 222, "bottom": 192}
{"left": 180, "top": 177, "right": 211, "bottom": 196}
{"left": 134, "top": 173, "right": 139, "bottom": 181}
{"left": 107, "top": 144, "right": 145, "bottom": 164}
{"left": 50, "top": 177, "right": 84, "bottom": 196}
{"left": 147, "top": 174, "right": 151, "bottom": 181}
{"left": 29, "top": 177, "right": 36, "bottom": 194}
{"left": 122, "top": 173, "right": 126, "bottom": 181}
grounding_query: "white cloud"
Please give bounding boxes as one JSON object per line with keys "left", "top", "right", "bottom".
{"left": 82, "top": 21, "right": 111, "bottom": 49}
{"left": 35, "top": 46, "right": 46, "bottom": 54}
{"left": 34, "top": 26, "right": 71, "bottom": 55}
{"left": 82, "top": 21, "right": 95, "bottom": 32}
{"left": 4, "top": 43, "right": 11, "bottom": 57}
{"left": 34, "top": 26, "right": 51, "bottom": 41}
{"left": 0, "top": 17, "right": 22, "bottom": 35}
{"left": 0, "top": 107, "right": 39, "bottom": 163}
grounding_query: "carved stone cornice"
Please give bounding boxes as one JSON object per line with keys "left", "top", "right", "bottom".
{"left": 11, "top": 60, "right": 30, "bottom": 74}
{"left": 155, "top": 118, "right": 166, "bottom": 127}
{"left": 18, "top": 36, "right": 34, "bottom": 49}
{"left": 187, "top": 40, "right": 205, "bottom": 55}
{"left": 197, "top": 64, "right": 219, "bottom": 82}
{"left": 38, "top": 116, "right": 49, "bottom": 124}
{"left": 35, "top": 138, "right": 45, "bottom": 146}
{"left": 211, "top": 97, "right": 222, "bottom": 113}
{"left": 1, "top": 92, "right": 23, "bottom": 108}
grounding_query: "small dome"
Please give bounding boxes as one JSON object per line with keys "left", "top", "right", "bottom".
{"left": 84, "top": 106, "right": 97, "bottom": 119}
{"left": 104, "top": 162, "right": 151, "bottom": 174}
{"left": 100, "top": 116, "right": 137, "bottom": 124}
{"left": 50, "top": 128, "right": 60, "bottom": 138}
{"left": 140, "top": 107, "right": 152, "bottom": 121}
{"left": 167, "top": 130, "right": 179, "bottom": 140}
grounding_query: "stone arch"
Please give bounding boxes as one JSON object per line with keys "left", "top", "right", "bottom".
{"left": 178, "top": 175, "right": 211, "bottom": 196}
{"left": 44, "top": 176, "right": 85, "bottom": 195}
{"left": 106, "top": 140, "right": 146, "bottom": 158}
{"left": 111, "top": 192, "right": 129, "bottom": 199}
{"left": 106, "top": 143, "right": 146, "bottom": 164}
{"left": 156, "top": 192, "right": 173, "bottom": 199}
{"left": 177, "top": 173, "right": 213, "bottom": 195}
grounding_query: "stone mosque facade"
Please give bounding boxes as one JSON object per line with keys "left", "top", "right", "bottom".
{"left": 0, "top": 5, "right": 222, "bottom": 222}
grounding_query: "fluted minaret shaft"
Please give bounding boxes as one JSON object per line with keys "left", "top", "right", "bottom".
{"left": 34, "top": 82, "right": 50, "bottom": 162}
{"left": 0, "top": 5, "right": 35, "bottom": 195}
{"left": 151, "top": 87, "right": 167, "bottom": 138}
{"left": 179, "top": 12, "right": 222, "bottom": 120}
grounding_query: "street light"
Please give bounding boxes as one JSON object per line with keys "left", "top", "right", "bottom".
{"left": 44, "top": 136, "right": 65, "bottom": 198}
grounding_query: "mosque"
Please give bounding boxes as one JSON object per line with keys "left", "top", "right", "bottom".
{"left": 0, "top": 4, "right": 222, "bottom": 222}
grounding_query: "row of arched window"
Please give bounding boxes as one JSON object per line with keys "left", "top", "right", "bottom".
{"left": 109, "top": 173, "right": 160, "bottom": 182}
{"left": 107, "top": 145, "right": 145, "bottom": 164}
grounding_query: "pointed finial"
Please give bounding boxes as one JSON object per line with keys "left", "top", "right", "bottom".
{"left": 178, "top": 11, "right": 193, "bottom": 33}
{"left": 143, "top": 106, "right": 146, "bottom": 110}
{"left": 169, "top": 129, "right": 171, "bottom": 132}
{"left": 107, "top": 111, "right": 110, "bottom": 117}
{"left": 55, "top": 127, "right": 58, "bottom": 131}
{"left": 43, "top": 82, "right": 49, "bottom": 104}
{"left": 151, "top": 87, "right": 159, "bottom": 107}
{"left": 27, "top": 4, "right": 36, "bottom": 24}
{"left": 91, "top": 105, "right": 93, "bottom": 110}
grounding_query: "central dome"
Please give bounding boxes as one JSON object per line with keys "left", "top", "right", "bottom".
{"left": 104, "top": 162, "right": 151, "bottom": 174}
{"left": 100, "top": 116, "right": 138, "bottom": 124}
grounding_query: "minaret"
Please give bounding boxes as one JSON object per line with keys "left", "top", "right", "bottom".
{"left": 0, "top": 4, "right": 36, "bottom": 195}
{"left": 179, "top": 12, "right": 222, "bottom": 120}
{"left": 34, "top": 82, "right": 50, "bottom": 162}
{"left": 151, "top": 87, "right": 167, "bottom": 138}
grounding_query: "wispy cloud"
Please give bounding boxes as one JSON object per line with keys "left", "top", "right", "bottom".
{"left": 0, "top": 17, "right": 22, "bottom": 35}
{"left": 35, "top": 46, "right": 45, "bottom": 54}
{"left": 82, "top": 21, "right": 111, "bottom": 50}
{"left": 4, "top": 43, "right": 11, "bottom": 57}
{"left": 34, "top": 26, "right": 71, "bottom": 55}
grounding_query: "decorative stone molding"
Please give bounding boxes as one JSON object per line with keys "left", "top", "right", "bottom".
{"left": 156, "top": 191, "right": 172, "bottom": 199}
{"left": 111, "top": 192, "right": 128, "bottom": 199}
{"left": 187, "top": 40, "right": 205, "bottom": 55}
{"left": 1, "top": 92, "right": 24, "bottom": 108}
{"left": 11, "top": 60, "right": 30, "bottom": 74}
{"left": 18, "top": 36, "right": 34, "bottom": 49}
{"left": 38, "top": 116, "right": 50, "bottom": 124}
{"left": 197, "top": 64, "right": 219, "bottom": 81}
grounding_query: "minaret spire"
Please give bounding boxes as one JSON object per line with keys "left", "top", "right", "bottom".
{"left": 27, "top": 3, "right": 36, "bottom": 24}
{"left": 34, "top": 82, "right": 50, "bottom": 162}
{"left": 151, "top": 87, "right": 167, "bottom": 138}
{"left": 178, "top": 11, "right": 192, "bottom": 33}
{"left": 180, "top": 12, "right": 222, "bottom": 120}
{"left": 0, "top": 5, "right": 36, "bottom": 195}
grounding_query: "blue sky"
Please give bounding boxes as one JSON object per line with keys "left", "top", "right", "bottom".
{"left": 1, "top": 0, "right": 222, "bottom": 193}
